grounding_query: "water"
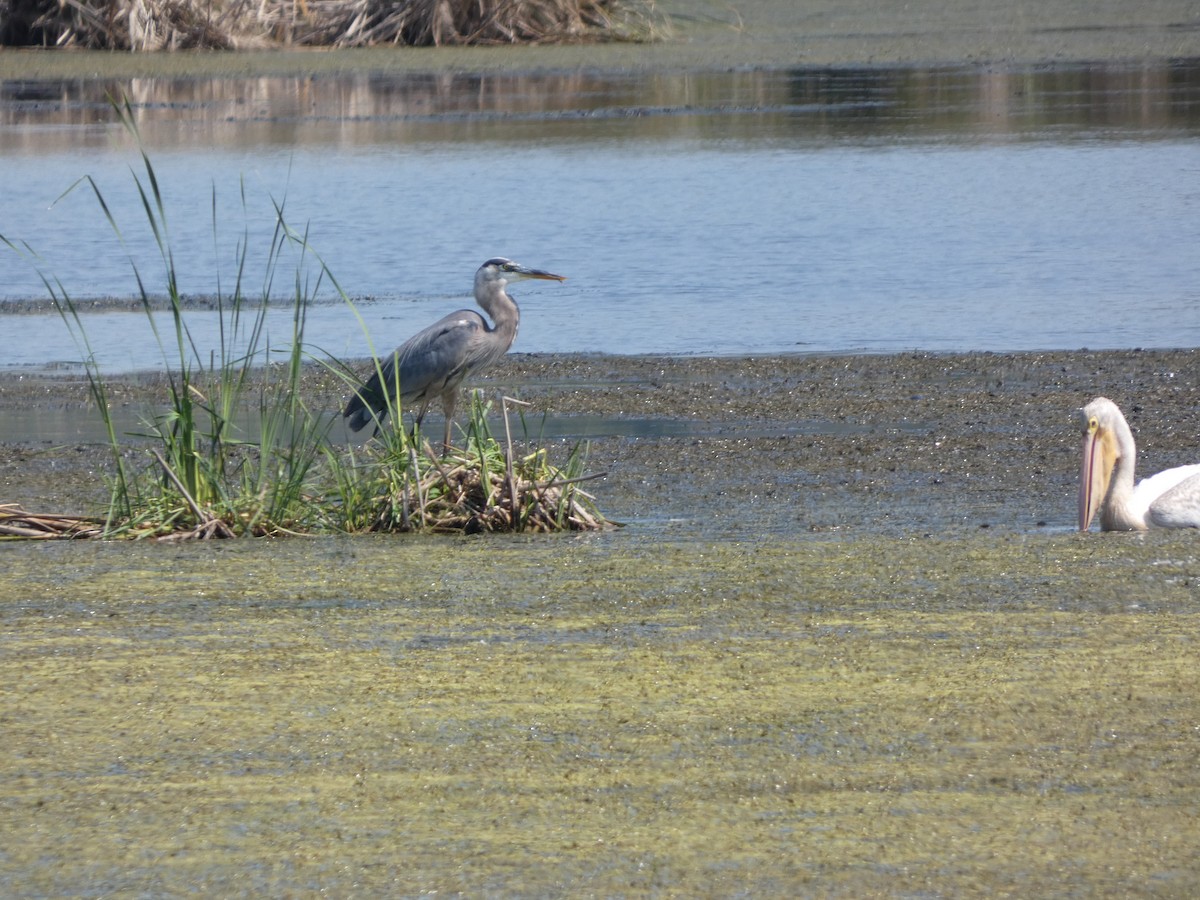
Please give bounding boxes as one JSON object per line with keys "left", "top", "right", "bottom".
{"left": 2, "top": 63, "right": 1199, "bottom": 372}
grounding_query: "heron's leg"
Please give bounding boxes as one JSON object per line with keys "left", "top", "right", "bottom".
{"left": 441, "top": 389, "right": 458, "bottom": 453}
{"left": 409, "top": 404, "right": 430, "bottom": 445}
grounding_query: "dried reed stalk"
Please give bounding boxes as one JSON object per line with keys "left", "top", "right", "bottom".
{"left": 0, "top": 503, "right": 105, "bottom": 539}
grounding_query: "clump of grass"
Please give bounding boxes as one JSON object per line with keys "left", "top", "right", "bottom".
{"left": 328, "top": 392, "right": 608, "bottom": 534}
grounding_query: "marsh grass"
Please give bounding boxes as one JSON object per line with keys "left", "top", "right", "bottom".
{"left": 325, "top": 391, "right": 608, "bottom": 533}
{"left": 39, "top": 98, "right": 334, "bottom": 539}
{"left": 4, "top": 97, "right": 608, "bottom": 539}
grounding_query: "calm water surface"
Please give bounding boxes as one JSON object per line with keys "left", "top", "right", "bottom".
{"left": 1, "top": 63, "right": 1199, "bottom": 372}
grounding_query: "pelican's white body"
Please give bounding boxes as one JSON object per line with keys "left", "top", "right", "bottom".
{"left": 1079, "top": 397, "right": 1200, "bottom": 531}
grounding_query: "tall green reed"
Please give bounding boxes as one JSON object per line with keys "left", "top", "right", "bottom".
{"left": 47, "top": 97, "right": 334, "bottom": 537}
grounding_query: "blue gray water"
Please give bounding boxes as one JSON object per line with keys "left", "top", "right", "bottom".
{"left": 2, "top": 64, "right": 1199, "bottom": 372}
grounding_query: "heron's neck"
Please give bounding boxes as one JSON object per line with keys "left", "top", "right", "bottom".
{"left": 478, "top": 287, "right": 520, "bottom": 346}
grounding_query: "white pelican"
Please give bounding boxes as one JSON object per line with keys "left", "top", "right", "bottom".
{"left": 1078, "top": 397, "right": 1200, "bottom": 531}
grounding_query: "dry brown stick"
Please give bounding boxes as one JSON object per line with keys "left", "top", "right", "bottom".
{"left": 0, "top": 506, "right": 104, "bottom": 538}
{"left": 1, "top": 514, "right": 49, "bottom": 531}
{"left": 21, "top": 512, "right": 102, "bottom": 525}
{"left": 422, "top": 438, "right": 456, "bottom": 486}
{"left": 38, "top": 518, "right": 101, "bottom": 535}
{"left": 151, "top": 449, "right": 210, "bottom": 524}
{"left": 0, "top": 523, "right": 56, "bottom": 538}
{"left": 408, "top": 442, "right": 426, "bottom": 529}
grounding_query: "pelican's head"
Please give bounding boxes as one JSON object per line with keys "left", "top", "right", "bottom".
{"left": 1078, "top": 396, "right": 1126, "bottom": 531}
{"left": 476, "top": 257, "right": 566, "bottom": 290}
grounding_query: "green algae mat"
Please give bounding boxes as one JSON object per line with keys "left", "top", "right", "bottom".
{"left": 2, "top": 530, "right": 1198, "bottom": 894}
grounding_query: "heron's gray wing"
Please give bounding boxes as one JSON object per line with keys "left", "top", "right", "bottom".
{"left": 394, "top": 310, "right": 486, "bottom": 399}
{"left": 344, "top": 310, "right": 484, "bottom": 432}
{"left": 1146, "top": 467, "right": 1200, "bottom": 528}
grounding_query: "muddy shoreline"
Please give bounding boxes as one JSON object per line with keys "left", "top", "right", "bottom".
{"left": 3, "top": 348, "right": 1197, "bottom": 534}
{"left": 2, "top": 0, "right": 1198, "bottom": 81}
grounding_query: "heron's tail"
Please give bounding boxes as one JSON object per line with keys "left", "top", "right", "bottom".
{"left": 343, "top": 386, "right": 382, "bottom": 433}
{"left": 344, "top": 356, "right": 398, "bottom": 434}
{"left": 344, "top": 403, "right": 371, "bottom": 432}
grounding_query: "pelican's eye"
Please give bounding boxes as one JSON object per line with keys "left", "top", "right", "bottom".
{"left": 1088, "top": 416, "right": 1099, "bottom": 433}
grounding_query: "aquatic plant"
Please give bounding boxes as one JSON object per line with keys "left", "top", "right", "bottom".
{"left": 45, "top": 98, "right": 334, "bottom": 539}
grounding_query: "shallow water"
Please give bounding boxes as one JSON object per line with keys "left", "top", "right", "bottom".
{"left": 3, "top": 527, "right": 1200, "bottom": 895}
{"left": 2, "top": 62, "right": 1200, "bottom": 372}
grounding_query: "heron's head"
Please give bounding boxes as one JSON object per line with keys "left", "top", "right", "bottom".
{"left": 476, "top": 257, "right": 566, "bottom": 289}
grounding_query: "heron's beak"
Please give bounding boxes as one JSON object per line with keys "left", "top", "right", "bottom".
{"left": 514, "top": 265, "right": 566, "bottom": 283}
{"left": 1079, "top": 419, "right": 1115, "bottom": 531}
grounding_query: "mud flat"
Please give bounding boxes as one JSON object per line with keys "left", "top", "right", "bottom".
{"left": 3, "top": 348, "right": 1198, "bottom": 533}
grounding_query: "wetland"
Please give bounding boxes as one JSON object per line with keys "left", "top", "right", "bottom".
{"left": 3, "top": 0, "right": 1200, "bottom": 892}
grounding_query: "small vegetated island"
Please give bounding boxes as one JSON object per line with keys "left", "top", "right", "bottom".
{"left": 3, "top": 186, "right": 612, "bottom": 540}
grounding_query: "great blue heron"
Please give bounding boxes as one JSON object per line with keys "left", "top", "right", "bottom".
{"left": 343, "top": 257, "right": 566, "bottom": 449}
{"left": 1078, "top": 396, "right": 1200, "bottom": 531}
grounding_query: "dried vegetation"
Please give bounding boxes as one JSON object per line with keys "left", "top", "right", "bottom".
{"left": 0, "top": 0, "right": 659, "bottom": 51}
{"left": 0, "top": 503, "right": 104, "bottom": 539}
{"left": 340, "top": 397, "right": 610, "bottom": 535}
